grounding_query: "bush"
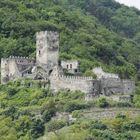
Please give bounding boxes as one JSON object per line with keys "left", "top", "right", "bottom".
{"left": 72, "top": 110, "right": 83, "bottom": 118}
{"left": 3, "top": 106, "right": 18, "bottom": 120}
{"left": 46, "top": 120, "right": 67, "bottom": 132}
{"left": 64, "top": 101, "right": 89, "bottom": 112}
{"left": 41, "top": 100, "right": 56, "bottom": 122}
{"left": 116, "top": 102, "right": 132, "bottom": 107}
{"left": 30, "top": 119, "right": 45, "bottom": 139}
{"left": 42, "top": 109, "right": 56, "bottom": 122}
{"left": 116, "top": 113, "right": 127, "bottom": 119}
{"left": 122, "top": 121, "right": 140, "bottom": 131}
{"left": 90, "top": 121, "right": 107, "bottom": 130}
{"left": 6, "top": 86, "right": 18, "bottom": 96}
{"left": 97, "top": 97, "right": 109, "bottom": 108}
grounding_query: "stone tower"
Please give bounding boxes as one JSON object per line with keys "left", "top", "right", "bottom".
{"left": 36, "top": 31, "right": 59, "bottom": 67}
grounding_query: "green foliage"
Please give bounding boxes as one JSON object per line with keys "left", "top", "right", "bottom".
{"left": 46, "top": 119, "right": 67, "bottom": 133}
{"left": 90, "top": 121, "right": 107, "bottom": 130}
{"left": 30, "top": 119, "right": 45, "bottom": 138}
{"left": 6, "top": 86, "right": 18, "bottom": 97}
{"left": 116, "top": 102, "right": 132, "bottom": 107}
{"left": 64, "top": 101, "right": 89, "bottom": 113}
{"left": 84, "top": 69, "right": 97, "bottom": 79}
{"left": 96, "top": 97, "right": 109, "bottom": 108}
{"left": 133, "top": 87, "right": 140, "bottom": 107}
{"left": 72, "top": 110, "right": 83, "bottom": 118}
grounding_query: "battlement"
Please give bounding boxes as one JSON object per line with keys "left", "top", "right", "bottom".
{"left": 36, "top": 31, "right": 59, "bottom": 38}
{"left": 1, "top": 56, "right": 35, "bottom": 63}
{"left": 58, "top": 75, "right": 93, "bottom": 81}
{"left": 1, "top": 56, "right": 34, "bottom": 60}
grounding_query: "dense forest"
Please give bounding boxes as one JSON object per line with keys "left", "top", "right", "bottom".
{"left": 0, "top": 0, "right": 140, "bottom": 139}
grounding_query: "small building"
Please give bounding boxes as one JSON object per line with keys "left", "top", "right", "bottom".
{"left": 61, "top": 60, "right": 79, "bottom": 74}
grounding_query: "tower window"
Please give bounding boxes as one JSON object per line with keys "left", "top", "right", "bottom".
{"left": 70, "top": 64, "right": 72, "bottom": 69}
{"left": 67, "top": 65, "right": 69, "bottom": 69}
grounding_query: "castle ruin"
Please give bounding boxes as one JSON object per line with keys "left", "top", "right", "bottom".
{"left": 1, "top": 31, "right": 135, "bottom": 101}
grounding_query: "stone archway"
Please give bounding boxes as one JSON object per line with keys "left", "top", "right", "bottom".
{"left": 34, "top": 72, "right": 46, "bottom": 80}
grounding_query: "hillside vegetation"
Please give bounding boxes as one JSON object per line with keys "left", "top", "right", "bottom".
{"left": 0, "top": 0, "right": 140, "bottom": 140}
{"left": 0, "top": 81, "right": 140, "bottom": 140}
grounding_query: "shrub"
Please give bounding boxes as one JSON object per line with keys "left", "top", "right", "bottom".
{"left": 97, "top": 97, "right": 109, "bottom": 108}
{"left": 46, "top": 120, "right": 67, "bottom": 133}
{"left": 90, "top": 121, "right": 107, "bottom": 130}
{"left": 64, "top": 101, "right": 89, "bottom": 112}
{"left": 116, "top": 113, "right": 127, "bottom": 119}
{"left": 42, "top": 109, "right": 56, "bottom": 122}
{"left": 30, "top": 119, "right": 45, "bottom": 139}
{"left": 41, "top": 100, "right": 56, "bottom": 122}
{"left": 72, "top": 110, "right": 82, "bottom": 118}
{"left": 116, "top": 102, "right": 132, "bottom": 107}
{"left": 6, "top": 86, "right": 18, "bottom": 96}
{"left": 3, "top": 106, "right": 17, "bottom": 120}
{"left": 122, "top": 121, "right": 140, "bottom": 131}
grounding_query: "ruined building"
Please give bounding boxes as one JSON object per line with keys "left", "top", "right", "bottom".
{"left": 1, "top": 31, "right": 135, "bottom": 101}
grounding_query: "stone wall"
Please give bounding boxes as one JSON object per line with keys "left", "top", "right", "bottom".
{"left": 100, "top": 78, "right": 123, "bottom": 95}
{"left": 1, "top": 57, "right": 34, "bottom": 84}
{"left": 100, "top": 78, "right": 135, "bottom": 96}
{"left": 50, "top": 67, "right": 94, "bottom": 94}
{"left": 122, "top": 80, "right": 135, "bottom": 94}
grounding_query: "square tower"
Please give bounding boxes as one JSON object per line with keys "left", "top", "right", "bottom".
{"left": 36, "top": 31, "right": 59, "bottom": 66}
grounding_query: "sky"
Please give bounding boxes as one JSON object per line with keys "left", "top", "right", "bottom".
{"left": 115, "top": 0, "right": 140, "bottom": 9}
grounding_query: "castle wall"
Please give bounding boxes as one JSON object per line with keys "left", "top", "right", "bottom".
{"left": 50, "top": 67, "right": 94, "bottom": 94}
{"left": 100, "top": 78, "right": 124, "bottom": 96}
{"left": 1, "top": 56, "right": 35, "bottom": 84}
{"left": 100, "top": 78, "right": 135, "bottom": 96}
{"left": 122, "top": 80, "right": 135, "bottom": 94}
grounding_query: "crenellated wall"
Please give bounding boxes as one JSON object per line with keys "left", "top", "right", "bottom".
{"left": 50, "top": 67, "right": 94, "bottom": 94}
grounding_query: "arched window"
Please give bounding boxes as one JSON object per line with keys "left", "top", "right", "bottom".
{"left": 67, "top": 64, "right": 69, "bottom": 69}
